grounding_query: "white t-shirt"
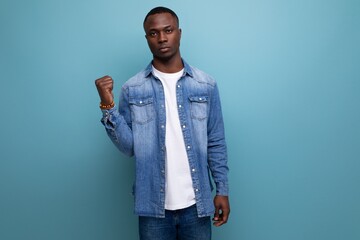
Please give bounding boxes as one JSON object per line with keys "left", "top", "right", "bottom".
{"left": 152, "top": 66, "right": 196, "bottom": 210}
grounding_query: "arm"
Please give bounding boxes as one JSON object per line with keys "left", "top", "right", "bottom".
{"left": 207, "top": 83, "right": 230, "bottom": 226}
{"left": 95, "top": 76, "right": 134, "bottom": 156}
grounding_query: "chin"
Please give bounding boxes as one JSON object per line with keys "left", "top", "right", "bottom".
{"left": 155, "top": 53, "right": 174, "bottom": 61}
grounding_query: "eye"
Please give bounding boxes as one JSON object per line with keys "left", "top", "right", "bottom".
{"left": 165, "top": 29, "right": 173, "bottom": 34}
{"left": 149, "top": 31, "right": 157, "bottom": 37}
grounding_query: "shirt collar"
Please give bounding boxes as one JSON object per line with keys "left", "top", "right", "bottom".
{"left": 144, "top": 59, "right": 193, "bottom": 78}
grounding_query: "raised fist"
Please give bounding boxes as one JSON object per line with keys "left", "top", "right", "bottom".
{"left": 95, "top": 75, "right": 114, "bottom": 105}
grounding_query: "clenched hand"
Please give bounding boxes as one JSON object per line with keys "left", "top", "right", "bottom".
{"left": 95, "top": 75, "right": 114, "bottom": 105}
{"left": 213, "top": 195, "right": 230, "bottom": 227}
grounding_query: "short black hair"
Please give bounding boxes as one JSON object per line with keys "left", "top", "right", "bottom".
{"left": 143, "top": 6, "right": 179, "bottom": 28}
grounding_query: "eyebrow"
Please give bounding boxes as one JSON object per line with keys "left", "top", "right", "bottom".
{"left": 147, "top": 24, "right": 174, "bottom": 32}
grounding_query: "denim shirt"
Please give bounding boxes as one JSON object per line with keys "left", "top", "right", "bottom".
{"left": 100, "top": 60, "right": 228, "bottom": 218}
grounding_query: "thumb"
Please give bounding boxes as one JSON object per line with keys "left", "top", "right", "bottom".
{"left": 213, "top": 205, "right": 220, "bottom": 220}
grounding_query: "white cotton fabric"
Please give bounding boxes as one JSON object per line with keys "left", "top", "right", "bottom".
{"left": 152, "top": 66, "right": 196, "bottom": 210}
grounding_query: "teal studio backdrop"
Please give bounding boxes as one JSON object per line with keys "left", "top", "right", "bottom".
{"left": 1, "top": 0, "right": 359, "bottom": 239}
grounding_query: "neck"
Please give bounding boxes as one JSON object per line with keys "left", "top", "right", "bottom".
{"left": 152, "top": 54, "right": 183, "bottom": 73}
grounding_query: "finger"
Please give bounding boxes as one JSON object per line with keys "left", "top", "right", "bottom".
{"left": 95, "top": 76, "right": 113, "bottom": 85}
{"left": 214, "top": 220, "right": 225, "bottom": 227}
{"left": 96, "top": 81, "right": 113, "bottom": 92}
{"left": 98, "top": 75, "right": 112, "bottom": 81}
{"left": 96, "top": 78, "right": 113, "bottom": 86}
{"left": 100, "top": 82, "right": 113, "bottom": 89}
{"left": 213, "top": 217, "right": 224, "bottom": 227}
{"left": 214, "top": 207, "right": 230, "bottom": 227}
{"left": 221, "top": 207, "right": 230, "bottom": 223}
{"left": 213, "top": 206, "right": 220, "bottom": 221}
{"left": 214, "top": 212, "right": 225, "bottom": 226}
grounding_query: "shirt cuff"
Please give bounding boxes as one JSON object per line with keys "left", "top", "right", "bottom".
{"left": 100, "top": 106, "right": 117, "bottom": 128}
{"left": 101, "top": 105, "right": 117, "bottom": 115}
{"left": 216, "top": 182, "right": 229, "bottom": 196}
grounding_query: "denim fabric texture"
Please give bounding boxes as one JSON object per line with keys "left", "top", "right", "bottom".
{"left": 139, "top": 204, "right": 211, "bottom": 240}
{"left": 101, "top": 60, "right": 228, "bottom": 217}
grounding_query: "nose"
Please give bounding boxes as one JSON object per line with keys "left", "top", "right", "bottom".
{"left": 158, "top": 31, "right": 167, "bottom": 43}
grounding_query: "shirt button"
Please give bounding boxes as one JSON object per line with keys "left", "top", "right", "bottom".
{"left": 199, "top": 98, "right": 202, "bottom": 100}
{"left": 195, "top": 189, "right": 199, "bottom": 192}
{"left": 178, "top": 105, "right": 182, "bottom": 108}
{"left": 161, "top": 125, "right": 164, "bottom": 128}
{"left": 187, "top": 146, "right": 191, "bottom": 149}
{"left": 192, "top": 168, "right": 195, "bottom": 172}
{"left": 177, "top": 85, "right": 181, "bottom": 88}
{"left": 182, "top": 125, "right": 186, "bottom": 128}
{"left": 160, "top": 189, "right": 164, "bottom": 192}
{"left": 161, "top": 104, "right": 164, "bottom": 108}
{"left": 139, "top": 101, "right": 143, "bottom": 104}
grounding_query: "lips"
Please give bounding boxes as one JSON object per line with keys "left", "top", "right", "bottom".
{"left": 159, "top": 46, "right": 170, "bottom": 52}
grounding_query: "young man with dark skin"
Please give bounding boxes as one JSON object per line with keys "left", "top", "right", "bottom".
{"left": 95, "top": 7, "right": 229, "bottom": 239}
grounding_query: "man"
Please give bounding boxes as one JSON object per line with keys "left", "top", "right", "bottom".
{"left": 95, "top": 6, "right": 229, "bottom": 239}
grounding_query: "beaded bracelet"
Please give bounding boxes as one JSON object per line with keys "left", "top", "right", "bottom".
{"left": 99, "top": 101, "right": 115, "bottom": 110}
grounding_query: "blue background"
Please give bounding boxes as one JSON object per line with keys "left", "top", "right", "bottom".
{"left": 1, "top": 0, "right": 359, "bottom": 239}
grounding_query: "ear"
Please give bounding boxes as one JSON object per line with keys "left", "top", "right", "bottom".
{"left": 179, "top": 28, "right": 182, "bottom": 38}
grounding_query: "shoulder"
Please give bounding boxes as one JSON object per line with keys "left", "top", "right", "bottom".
{"left": 122, "top": 68, "right": 150, "bottom": 89}
{"left": 188, "top": 64, "right": 216, "bottom": 87}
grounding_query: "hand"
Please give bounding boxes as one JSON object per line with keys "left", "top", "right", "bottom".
{"left": 95, "top": 75, "right": 114, "bottom": 105}
{"left": 213, "top": 195, "right": 230, "bottom": 227}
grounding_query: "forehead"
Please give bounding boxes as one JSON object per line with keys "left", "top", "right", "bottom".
{"left": 144, "top": 13, "right": 177, "bottom": 30}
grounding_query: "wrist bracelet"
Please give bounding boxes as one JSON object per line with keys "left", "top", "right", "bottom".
{"left": 99, "top": 101, "right": 115, "bottom": 109}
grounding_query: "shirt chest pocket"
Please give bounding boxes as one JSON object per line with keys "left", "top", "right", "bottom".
{"left": 189, "top": 96, "right": 208, "bottom": 120}
{"left": 129, "top": 97, "right": 155, "bottom": 124}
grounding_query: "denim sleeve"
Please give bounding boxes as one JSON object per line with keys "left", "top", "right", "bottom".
{"left": 207, "top": 83, "right": 229, "bottom": 196}
{"left": 100, "top": 86, "right": 134, "bottom": 157}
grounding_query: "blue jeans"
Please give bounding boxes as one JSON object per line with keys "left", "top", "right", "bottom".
{"left": 139, "top": 204, "right": 211, "bottom": 240}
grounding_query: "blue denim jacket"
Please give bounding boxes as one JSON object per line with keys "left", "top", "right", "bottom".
{"left": 101, "top": 60, "right": 228, "bottom": 218}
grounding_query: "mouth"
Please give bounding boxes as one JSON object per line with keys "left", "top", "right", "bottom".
{"left": 159, "top": 46, "right": 170, "bottom": 52}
